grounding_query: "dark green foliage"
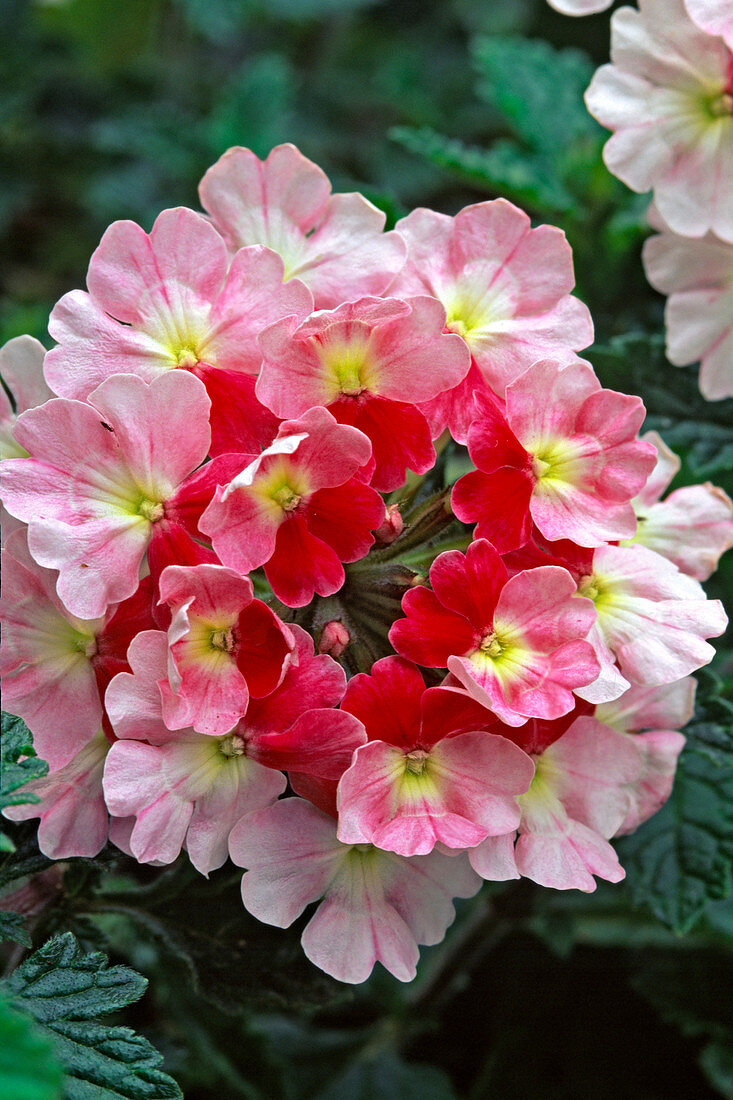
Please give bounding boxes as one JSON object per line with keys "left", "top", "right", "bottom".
{"left": 1, "top": 713, "right": 48, "bottom": 856}
{"left": 618, "top": 673, "right": 733, "bottom": 933}
{"left": 1, "top": 714, "right": 48, "bottom": 813}
{"left": 0, "top": 912, "right": 32, "bottom": 949}
{"left": 0, "top": 933, "right": 182, "bottom": 1099}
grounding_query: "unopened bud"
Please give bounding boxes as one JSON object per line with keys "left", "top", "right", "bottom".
{"left": 375, "top": 504, "right": 404, "bottom": 545}
{"left": 318, "top": 620, "right": 350, "bottom": 658}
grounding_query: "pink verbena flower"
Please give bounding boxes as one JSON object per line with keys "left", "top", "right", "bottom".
{"left": 451, "top": 359, "right": 656, "bottom": 551}
{"left": 624, "top": 430, "right": 733, "bottom": 578}
{"left": 388, "top": 200, "right": 593, "bottom": 439}
{"left": 469, "top": 715, "right": 643, "bottom": 891}
{"left": 389, "top": 538, "right": 600, "bottom": 726}
{"left": 686, "top": 0, "right": 733, "bottom": 46}
{"left": 2, "top": 731, "right": 112, "bottom": 859}
{"left": 585, "top": 0, "right": 733, "bottom": 241}
{"left": 228, "top": 796, "right": 481, "bottom": 984}
{"left": 157, "top": 563, "right": 295, "bottom": 737}
{"left": 0, "top": 528, "right": 153, "bottom": 768}
{"left": 595, "top": 679, "right": 691, "bottom": 834}
{"left": 336, "top": 657, "right": 534, "bottom": 856}
{"left": 106, "top": 626, "right": 364, "bottom": 792}
{"left": 199, "top": 406, "right": 384, "bottom": 607}
{"left": 103, "top": 729, "right": 286, "bottom": 875}
{"left": 1, "top": 371, "right": 212, "bottom": 618}
{"left": 45, "top": 207, "right": 313, "bottom": 398}
{"left": 575, "top": 543, "right": 728, "bottom": 692}
{"left": 0, "top": 336, "right": 53, "bottom": 460}
{"left": 256, "top": 296, "right": 470, "bottom": 491}
{"left": 642, "top": 212, "right": 733, "bottom": 399}
{"left": 198, "top": 144, "right": 406, "bottom": 309}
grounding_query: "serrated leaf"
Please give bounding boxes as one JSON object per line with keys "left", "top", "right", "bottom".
{"left": 1, "top": 933, "right": 182, "bottom": 1100}
{"left": 471, "top": 35, "right": 600, "bottom": 156}
{"left": 0, "top": 996, "right": 64, "bottom": 1100}
{"left": 389, "top": 126, "right": 573, "bottom": 214}
{"left": 1, "top": 712, "right": 48, "bottom": 811}
{"left": 617, "top": 676, "right": 733, "bottom": 933}
{"left": 0, "top": 910, "right": 31, "bottom": 948}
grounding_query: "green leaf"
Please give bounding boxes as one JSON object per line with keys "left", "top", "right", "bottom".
{"left": 389, "top": 127, "right": 574, "bottom": 214}
{"left": 617, "top": 673, "right": 733, "bottom": 933}
{"left": 1, "top": 933, "right": 182, "bottom": 1100}
{"left": 1, "top": 713, "right": 48, "bottom": 855}
{"left": 471, "top": 35, "right": 600, "bottom": 157}
{"left": 0, "top": 910, "right": 31, "bottom": 948}
{"left": 1, "top": 713, "right": 48, "bottom": 812}
{"left": 0, "top": 996, "right": 64, "bottom": 1100}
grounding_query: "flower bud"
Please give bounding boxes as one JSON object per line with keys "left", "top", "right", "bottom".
{"left": 375, "top": 504, "right": 404, "bottom": 545}
{"left": 318, "top": 620, "right": 350, "bottom": 658}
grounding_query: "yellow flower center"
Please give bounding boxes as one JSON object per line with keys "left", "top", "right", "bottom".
{"left": 219, "top": 733, "right": 246, "bottom": 757}
{"left": 138, "top": 498, "right": 165, "bottom": 522}
{"left": 210, "top": 628, "right": 236, "bottom": 653}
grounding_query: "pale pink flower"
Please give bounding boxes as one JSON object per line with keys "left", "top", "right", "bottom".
{"left": 199, "top": 406, "right": 384, "bottom": 607}
{"left": 336, "top": 657, "right": 534, "bottom": 856}
{"left": 547, "top": 0, "right": 613, "bottom": 12}
{"left": 0, "top": 336, "right": 53, "bottom": 459}
{"left": 256, "top": 296, "right": 469, "bottom": 491}
{"left": 585, "top": 0, "right": 733, "bottom": 241}
{"left": 389, "top": 539, "right": 600, "bottom": 726}
{"left": 595, "top": 679, "right": 690, "bottom": 834}
{"left": 45, "top": 208, "right": 313, "bottom": 400}
{"left": 470, "top": 717, "right": 639, "bottom": 891}
{"left": 388, "top": 201, "right": 593, "bottom": 439}
{"left": 0, "top": 528, "right": 153, "bottom": 769}
{"left": 103, "top": 729, "right": 286, "bottom": 876}
{"left": 3, "top": 731, "right": 111, "bottom": 859}
{"left": 157, "top": 563, "right": 295, "bottom": 737}
{"left": 228, "top": 797, "right": 481, "bottom": 984}
{"left": 199, "top": 144, "right": 405, "bottom": 309}
{"left": 1, "top": 371, "right": 212, "bottom": 619}
{"left": 576, "top": 543, "right": 727, "bottom": 690}
{"left": 686, "top": 0, "right": 733, "bottom": 47}
{"left": 624, "top": 431, "right": 733, "bottom": 578}
{"left": 105, "top": 626, "right": 363, "bottom": 789}
{"left": 451, "top": 359, "right": 656, "bottom": 551}
{"left": 642, "top": 215, "right": 733, "bottom": 399}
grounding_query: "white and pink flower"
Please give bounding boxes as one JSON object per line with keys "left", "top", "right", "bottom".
{"left": 199, "top": 144, "right": 405, "bottom": 309}
{"left": 625, "top": 431, "right": 733, "bottom": 578}
{"left": 229, "top": 797, "right": 481, "bottom": 984}
{"left": 0, "top": 528, "right": 153, "bottom": 769}
{"left": 642, "top": 215, "right": 733, "bottom": 400}
{"left": 1, "top": 371, "right": 213, "bottom": 619}
{"left": 389, "top": 201, "right": 593, "bottom": 440}
{"left": 585, "top": 0, "right": 733, "bottom": 241}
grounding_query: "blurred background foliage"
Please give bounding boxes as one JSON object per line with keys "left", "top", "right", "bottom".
{"left": 1, "top": 0, "right": 733, "bottom": 1097}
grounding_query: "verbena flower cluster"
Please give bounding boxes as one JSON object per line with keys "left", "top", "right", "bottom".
{"left": 1, "top": 140, "right": 731, "bottom": 985}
